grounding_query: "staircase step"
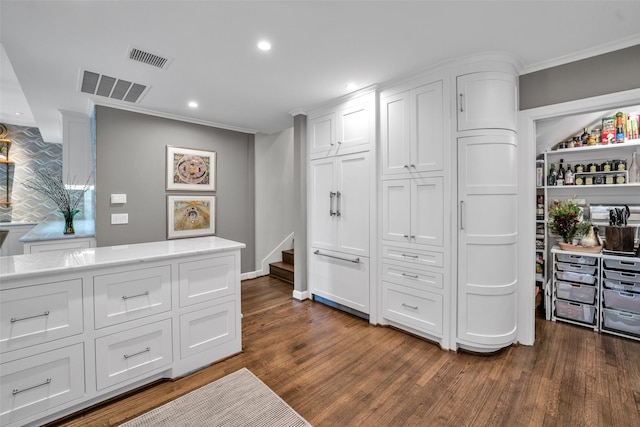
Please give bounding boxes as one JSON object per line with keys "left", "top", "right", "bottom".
{"left": 282, "top": 249, "right": 294, "bottom": 265}
{"left": 270, "top": 262, "right": 294, "bottom": 285}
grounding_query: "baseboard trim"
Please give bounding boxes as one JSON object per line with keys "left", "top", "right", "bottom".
{"left": 241, "top": 271, "right": 258, "bottom": 281}
{"left": 292, "top": 290, "right": 310, "bottom": 301}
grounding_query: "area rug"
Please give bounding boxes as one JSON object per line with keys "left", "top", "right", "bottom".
{"left": 119, "top": 368, "right": 311, "bottom": 426}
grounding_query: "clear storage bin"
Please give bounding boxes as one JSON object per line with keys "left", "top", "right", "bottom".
{"left": 603, "top": 269, "right": 640, "bottom": 285}
{"left": 556, "top": 254, "right": 597, "bottom": 265}
{"left": 555, "top": 300, "right": 596, "bottom": 324}
{"left": 603, "top": 289, "right": 640, "bottom": 314}
{"left": 556, "top": 271, "right": 597, "bottom": 285}
{"left": 556, "top": 281, "right": 597, "bottom": 304}
{"left": 556, "top": 262, "right": 597, "bottom": 275}
{"left": 602, "top": 308, "right": 640, "bottom": 336}
{"left": 603, "top": 258, "right": 640, "bottom": 273}
{"left": 603, "top": 278, "right": 640, "bottom": 293}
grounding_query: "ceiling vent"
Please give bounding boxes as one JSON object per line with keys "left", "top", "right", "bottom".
{"left": 80, "top": 70, "right": 148, "bottom": 103}
{"left": 127, "top": 46, "right": 173, "bottom": 70}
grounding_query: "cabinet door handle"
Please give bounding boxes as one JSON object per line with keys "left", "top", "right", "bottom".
{"left": 12, "top": 378, "right": 52, "bottom": 395}
{"left": 11, "top": 311, "right": 50, "bottom": 323}
{"left": 124, "top": 347, "right": 151, "bottom": 359}
{"left": 314, "top": 249, "right": 360, "bottom": 264}
{"left": 329, "top": 191, "right": 336, "bottom": 216}
{"left": 460, "top": 200, "right": 465, "bottom": 230}
{"left": 410, "top": 164, "right": 415, "bottom": 169}
{"left": 122, "top": 290, "right": 150, "bottom": 300}
{"left": 459, "top": 93, "right": 464, "bottom": 112}
{"left": 336, "top": 191, "right": 341, "bottom": 217}
{"left": 402, "top": 303, "right": 418, "bottom": 310}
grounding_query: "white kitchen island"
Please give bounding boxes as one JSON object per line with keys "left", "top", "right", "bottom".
{"left": 0, "top": 236, "right": 245, "bottom": 427}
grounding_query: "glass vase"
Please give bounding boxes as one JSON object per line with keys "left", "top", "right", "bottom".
{"left": 62, "top": 209, "right": 79, "bottom": 235}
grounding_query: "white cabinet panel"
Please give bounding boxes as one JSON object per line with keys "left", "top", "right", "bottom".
{"left": 309, "top": 157, "right": 338, "bottom": 250}
{"left": 381, "top": 245, "right": 443, "bottom": 268}
{"left": 1, "top": 279, "right": 83, "bottom": 353}
{"left": 94, "top": 266, "right": 172, "bottom": 329}
{"left": 24, "top": 238, "right": 95, "bottom": 254}
{"left": 95, "top": 319, "right": 172, "bottom": 390}
{"left": 457, "top": 71, "right": 517, "bottom": 132}
{"left": 382, "top": 263, "right": 443, "bottom": 290}
{"left": 382, "top": 281, "right": 443, "bottom": 336}
{"left": 337, "top": 100, "right": 372, "bottom": 155}
{"left": 381, "top": 180, "right": 411, "bottom": 243}
{"left": 179, "top": 300, "right": 236, "bottom": 359}
{"left": 0, "top": 343, "right": 85, "bottom": 426}
{"left": 381, "top": 91, "right": 410, "bottom": 175}
{"left": 309, "top": 249, "right": 369, "bottom": 314}
{"left": 179, "top": 256, "right": 236, "bottom": 308}
{"left": 308, "top": 111, "right": 336, "bottom": 159}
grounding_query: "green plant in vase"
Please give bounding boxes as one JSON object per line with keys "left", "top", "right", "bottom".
{"left": 547, "top": 199, "right": 591, "bottom": 245}
{"left": 24, "top": 169, "right": 91, "bottom": 235}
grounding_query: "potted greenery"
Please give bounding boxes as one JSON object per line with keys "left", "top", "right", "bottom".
{"left": 547, "top": 199, "right": 596, "bottom": 251}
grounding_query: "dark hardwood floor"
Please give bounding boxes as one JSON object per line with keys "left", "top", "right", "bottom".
{"left": 52, "top": 276, "right": 640, "bottom": 427}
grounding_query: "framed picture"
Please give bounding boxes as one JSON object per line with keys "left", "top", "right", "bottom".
{"left": 166, "top": 146, "right": 216, "bottom": 191}
{"left": 167, "top": 194, "right": 216, "bottom": 239}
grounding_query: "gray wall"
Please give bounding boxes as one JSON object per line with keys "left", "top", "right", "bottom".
{"left": 95, "top": 106, "right": 255, "bottom": 272}
{"left": 520, "top": 44, "right": 640, "bottom": 110}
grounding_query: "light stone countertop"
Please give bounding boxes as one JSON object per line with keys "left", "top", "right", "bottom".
{"left": 0, "top": 236, "right": 245, "bottom": 283}
{"left": 18, "top": 219, "right": 95, "bottom": 242}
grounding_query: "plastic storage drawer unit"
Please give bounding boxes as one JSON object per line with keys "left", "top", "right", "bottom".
{"left": 603, "top": 258, "right": 640, "bottom": 272}
{"left": 603, "top": 278, "right": 640, "bottom": 293}
{"left": 556, "top": 254, "right": 598, "bottom": 265}
{"left": 603, "top": 269, "right": 640, "bottom": 284}
{"left": 556, "top": 262, "right": 597, "bottom": 275}
{"left": 556, "top": 271, "right": 597, "bottom": 285}
{"left": 555, "top": 300, "right": 596, "bottom": 324}
{"left": 602, "top": 308, "right": 640, "bottom": 336}
{"left": 603, "top": 289, "right": 640, "bottom": 314}
{"left": 556, "top": 281, "right": 597, "bottom": 304}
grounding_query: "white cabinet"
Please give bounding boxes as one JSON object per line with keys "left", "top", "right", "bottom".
{"left": 381, "top": 77, "right": 445, "bottom": 175}
{"left": 24, "top": 238, "right": 96, "bottom": 254}
{"left": 382, "top": 281, "right": 443, "bottom": 336}
{"left": 60, "top": 110, "right": 93, "bottom": 186}
{"left": 456, "top": 71, "right": 518, "bottom": 131}
{"left": 381, "top": 177, "right": 444, "bottom": 247}
{"left": 309, "top": 95, "right": 374, "bottom": 160}
{"left": 309, "top": 152, "right": 370, "bottom": 256}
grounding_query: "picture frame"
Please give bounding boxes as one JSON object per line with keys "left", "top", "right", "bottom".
{"left": 167, "top": 194, "right": 216, "bottom": 239}
{"left": 166, "top": 146, "right": 216, "bottom": 191}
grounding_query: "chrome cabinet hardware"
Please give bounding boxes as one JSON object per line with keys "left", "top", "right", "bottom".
{"left": 12, "top": 378, "right": 51, "bottom": 395}
{"left": 314, "top": 249, "right": 360, "bottom": 264}
{"left": 402, "top": 273, "right": 419, "bottom": 279}
{"left": 329, "top": 191, "right": 337, "bottom": 216}
{"left": 124, "top": 346, "right": 150, "bottom": 359}
{"left": 336, "top": 191, "right": 342, "bottom": 217}
{"left": 11, "top": 311, "right": 50, "bottom": 323}
{"left": 402, "top": 303, "right": 418, "bottom": 310}
{"left": 122, "top": 290, "right": 149, "bottom": 300}
{"left": 460, "top": 200, "right": 465, "bottom": 230}
{"left": 459, "top": 93, "right": 464, "bottom": 112}
{"left": 401, "top": 253, "right": 418, "bottom": 258}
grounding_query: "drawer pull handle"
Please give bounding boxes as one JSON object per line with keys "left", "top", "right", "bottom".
{"left": 401, "top": 254, "right": 419, "bottom": 258}
{"left": 12, "top": 378, "right": 52, "bottom": 395}
{"left": 11, "top": 311, "right": 50, "bottom": 323}
{"left": 124, "top": 347, "right": 151, "bottom": 359}
{"left": 122, "top": 291, "right": 150, "bottom": 300}
{"left": 313, "top": 250, "right": 360, "bottom": 264}
{"left": 402, "top": 303, "right": 418, "bottom": 310}
{"left": 402, "top": 273, "right": 419, "bottom": 279}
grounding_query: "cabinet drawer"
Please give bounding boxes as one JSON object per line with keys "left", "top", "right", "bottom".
{"left": 382, "top": 245, "right": 443, "bottom": 268}
{"left": 382, "top": 263, "right": 443, "bottom": 290}
{"left": 1, "top": 279, "right": 83, "bottom": 353}
{"left": 94, "top": 265, "right": 172, "bottom": 329}
{"left": 0, "top": 343, "right": 84, "bottom": 426}
{"left": 179, "top": 256, "right": 236, "bottom": 308}
{"left": 603, "top": 269, "right": 640, "bottom": 285}
{"left": 556, "top": 262, "right": 597, "bottom": 275}
{"left": 602, "top": 308, "right": 640, "bottom": 336}
{"left": 556, "top": 281, "right": 596, "bottom": 304}
{"left": 180, "top": 300, "right": 236, "bottom": 359}
{"left": 555, "top": 300, "right": 596, "bottom": 325}
{"left": 95, "top": 319, "right": 172, "bottom": 390}
{"left": 556, "top": 253, "right": 597, "bottom": 265}
{"left": 603, "top": 290, "right": 640, "bottom": 314}
{"left": 603, "top": 258, "right": 640, "bottom": 272}
{"left": 555, "top": 271, "right": 597, "bottom": 285}
{"left": 382, "top": 281, "right": 443, "bottom": 336}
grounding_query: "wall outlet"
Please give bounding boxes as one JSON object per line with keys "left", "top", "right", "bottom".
{"left": 111, "top": 213, "right": 128, "bottom": 224}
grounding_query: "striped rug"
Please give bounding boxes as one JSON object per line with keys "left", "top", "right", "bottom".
{"left": 120, "top": 368, "right": 311, "bottom": 426}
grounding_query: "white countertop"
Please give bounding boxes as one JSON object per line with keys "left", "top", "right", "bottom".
{"left": 19, "top": 219, "right": 95, "bottom": 242}
{"left": 0, "top": 236, "right": 246, "bottom": 282}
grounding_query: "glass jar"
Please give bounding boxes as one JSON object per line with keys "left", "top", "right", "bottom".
{"left": 590, "top": 128, "right": 601, "bottom": 145}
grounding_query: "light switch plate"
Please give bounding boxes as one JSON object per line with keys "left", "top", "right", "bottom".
{"left": 111, "top": 194, "right": 127, "bottom": 204}
{"left": 111, "top": 213, "right": 129, "bottom": 224}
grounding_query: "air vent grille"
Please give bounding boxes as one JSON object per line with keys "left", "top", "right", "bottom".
{"left": 80, "top": 70, "right": 147, "bottom": 104}
{"left": 128, "top": 47, "right": 172, "bottom": 69}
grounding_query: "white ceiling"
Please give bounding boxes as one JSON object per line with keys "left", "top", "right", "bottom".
{"left": 1, "top": 1, "right": 640, "bottom": 142}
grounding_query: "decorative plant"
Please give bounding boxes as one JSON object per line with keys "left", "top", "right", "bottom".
{"left": 547, "top": 199, "right": 591, "bottom": 244}
{"left": 24, "top": 169, "right": 92, "bottom": 234}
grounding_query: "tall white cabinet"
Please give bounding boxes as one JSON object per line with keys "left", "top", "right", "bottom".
{"left": 308, "top": 91, "right": 376, "bottom": 316}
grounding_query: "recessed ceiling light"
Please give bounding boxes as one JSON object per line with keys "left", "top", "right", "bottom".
{"left": 257, "top": 40, "right": 272, "bottom": 51}
{"left": 346, "top": 82, "right": 358, "bottom": 91}
{"left": 188, "top": 101, "right": 198, "bottom": 108}
{"left": 14, "top": 112, "right": 23, "bottom": 116}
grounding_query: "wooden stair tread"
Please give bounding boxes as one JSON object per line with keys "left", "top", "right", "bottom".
{"left": 270, "top": 262, "right": 294, "bottom": 272}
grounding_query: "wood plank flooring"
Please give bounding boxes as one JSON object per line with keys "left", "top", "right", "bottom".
{"left": 51, "top": 276, "right": 640, "bottom": 426}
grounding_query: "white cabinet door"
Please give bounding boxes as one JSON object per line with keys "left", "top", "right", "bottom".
{"left": 308, "top": 111, "right": 337, "bottom": 159}
{"left": 337, "top": 100, "right": 371, "bottom": 154}
{"left": 412, "top": 177, "right": 444, "bottom": 247}
{"left": 179, "top": 255, "right": 236, "bottom": 308}
{"left": 381, "top": 179, "right": 411, "bottom": 243}
{"left": 457, "top": 71, "right": 518, "bottom": 132}
{"left": 411, "top": 81, "right": 444, "bottom": 173}
{"left": 381, "top": 91, "right": 411, "bottom": 175}
{"left": 336, "top": 152, "right": 370, "bottom": 256}
{"left": 457, "top": 133, "right": 518, "bottom": 348}
{"left": 309, "top": 157, "right": 337, "bottom": 251}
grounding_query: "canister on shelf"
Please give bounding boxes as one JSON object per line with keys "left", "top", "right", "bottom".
{"left": 594, "top": 174, "right": 604, "bottom": 185}
{"left": 575, "top": 176, "right": 584, "bottom": 185}
{"left": 601, "top": 160, "right": 613, "bottom": 172}
{"left": 605, "top": 174, "right": 615, "bottom": 185}
{"left": 575, "top": 136, "right": 583, "bottom": 147}
{"left": 586, "top": 176, "right": 594, "bottom": 185}
{"left": 613, "top": 159, "right": 627, "bottom": 171}
{"left": 616, "top": 173, "right": 626, "bottom": 184}
{"left": 590, "top": 128, "right": 601, "bottom": 145}
{"left": 567, "top": 138, "right": 575, "bottom": 149}
{"left": 587, "top": 163, "right": 599, "bottom": 173}
{"left": 575, "top": 163, "right": 585, "bottom": 173}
